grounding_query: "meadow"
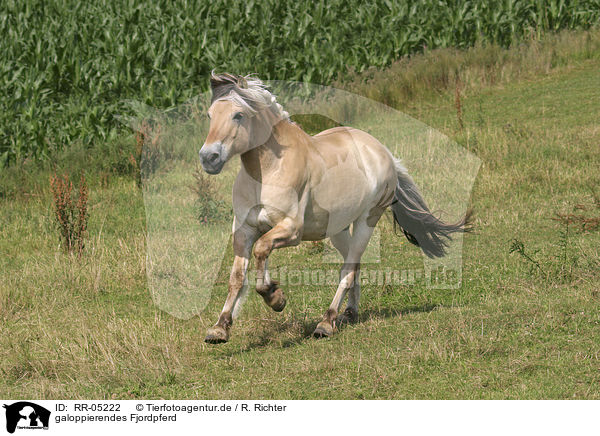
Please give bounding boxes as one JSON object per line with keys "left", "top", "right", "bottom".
{"left": 0, "top": 27, "right": 599, "bottom": 398}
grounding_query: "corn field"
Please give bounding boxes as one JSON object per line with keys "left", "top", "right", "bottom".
{"left": 1, "top": 0, "right": 599, "bottom": 165}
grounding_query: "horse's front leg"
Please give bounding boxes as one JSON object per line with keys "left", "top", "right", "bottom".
{"left": 205, "top": 227, "right": 257, "bottom": 344}
{"left": 254, "top": 217, "right": 302, "bottom": 312}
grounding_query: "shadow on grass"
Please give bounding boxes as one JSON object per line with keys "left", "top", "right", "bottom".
{"left": 359, "top": 303, "right": 439, "bottom": 322}
{"left": 214, "top": 302, "right": 440, "bottom": 356}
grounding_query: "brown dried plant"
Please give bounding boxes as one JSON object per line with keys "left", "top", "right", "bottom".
{"left": 49, "top": 172, "right": 89, "bottom": 256}
{"left": 552, "top": 193, "right": 600, "bottom": 233}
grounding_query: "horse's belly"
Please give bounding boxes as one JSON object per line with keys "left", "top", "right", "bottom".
{"left": 302, "top": 174, "right": 375, "bottom": 240}
{"left": 301, "top": 206, "right": 332, "bottom": 240}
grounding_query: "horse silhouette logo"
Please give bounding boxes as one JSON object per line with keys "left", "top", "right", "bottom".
{"left": 2, "top": 402, "right": 50, "bottom": 433}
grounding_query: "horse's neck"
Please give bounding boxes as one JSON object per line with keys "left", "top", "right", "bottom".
{"left": 240, "top": 138, "right": 280, "bottom": 179}
{"left": 240, "top": 121, "right": 309, "bottom": 182}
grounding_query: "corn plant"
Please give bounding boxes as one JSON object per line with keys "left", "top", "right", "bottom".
{"left": 1, "top": 0, "right": 599, "bottom": 165}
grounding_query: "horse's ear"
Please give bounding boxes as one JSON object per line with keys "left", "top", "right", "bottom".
{"left": 236, "top": 75, "right": 248, "bottom": 89}
{"left": 209, "top": 72, "right": 223, "bottom": 92}
{"left": 210, "top": 72, "right": 243, "bottom": 91}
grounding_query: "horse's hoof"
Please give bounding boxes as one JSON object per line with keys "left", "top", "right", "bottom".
{"left": 337, "top": 307, "right": 359, "bottom": 325}
{"left": 258, "top": 283, "right": 286, "bottom": 312}
{"left": 204, "top": 325, "right": 229, "bottom": 344}
{"left": 270, "top": 291, "right": 286, "bottom": 312}
{"left": 313, "top": 321, "right": 334, "bottom": 338}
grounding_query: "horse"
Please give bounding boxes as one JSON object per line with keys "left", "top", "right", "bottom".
{"left": 199, "top": 72, "right": 471, "bottom": 343}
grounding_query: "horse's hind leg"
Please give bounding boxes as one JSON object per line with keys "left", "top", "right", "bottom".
{"left": 329, "top": 229, "right": 359, "bottom": 326}
{"left": 338, "top": 264, "right": 360, "bottom": 325}
{"left": 253, "top": 217, "right": 301, "bottom": 312}
{"left": 314, "top": 218, "right": 375, "bottom": 338}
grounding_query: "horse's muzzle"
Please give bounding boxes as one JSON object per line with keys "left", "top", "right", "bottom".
{"left": 199, "top": 142, "right": 225, "bottom": 174}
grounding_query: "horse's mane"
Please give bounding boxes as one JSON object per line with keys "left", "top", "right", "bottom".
{"left": 210, "top": 72, "right": 289, "bottom": 121}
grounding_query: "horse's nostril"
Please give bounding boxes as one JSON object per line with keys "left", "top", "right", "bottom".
{"left": 199, "top": 144, "right": 223, "bottom": 172}
{"left": 207, "top": 152, "right": 219, "bottom": 163}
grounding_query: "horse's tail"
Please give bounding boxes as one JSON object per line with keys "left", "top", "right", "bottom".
{"left": 390, "top": 158, "right": 473, "bottom": 258}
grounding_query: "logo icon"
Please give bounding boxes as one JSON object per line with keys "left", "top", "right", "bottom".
{"left": 3, "top": 402, "right": 50, "bottom": 434}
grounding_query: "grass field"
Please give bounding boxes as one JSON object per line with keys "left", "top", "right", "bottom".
{"left": 1, "top": 32, "right": 600, "bottom": 399}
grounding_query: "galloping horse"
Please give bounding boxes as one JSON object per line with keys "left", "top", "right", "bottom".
{"left": 199, "top": 73, "right": 470, "bottom": 343}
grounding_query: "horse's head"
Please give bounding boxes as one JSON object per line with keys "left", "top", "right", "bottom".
{"left": 200, "top": 72, "right": 287, "bottom": 174}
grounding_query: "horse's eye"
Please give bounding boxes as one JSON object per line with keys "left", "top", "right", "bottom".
{"left": 206, "top": 113, "right": 211, "bottom": 120}
{"left": 233, "top": 112, "right": 243, "bottom": 122}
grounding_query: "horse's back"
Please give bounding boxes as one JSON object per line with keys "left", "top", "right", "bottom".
{"left": 313, "top": 126, "right": 356, "bottom": 137}
{"left": 314, "top": 126, "right": 387, "bottom": 154}
{"left": 311, "top": 126, "right": 396, "bottom": 179}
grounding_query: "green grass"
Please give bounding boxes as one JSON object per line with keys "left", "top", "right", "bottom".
{"left": 1, "top": 37, "right": 600, "bottom": 399}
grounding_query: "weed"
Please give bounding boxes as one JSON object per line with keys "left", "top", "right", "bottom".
{"left": 552, "top": 194, "right": 600, "bottom": 232}
{"left": 49, "top": 172, "right": 89, "bottom": 256}
{"left": 475, "top": 98, "right": 486, "bottom": 128}
{"left": 503, "top": 123, "right": 532, "bottom": 139}
{"left": 454, "top": 73, "right": 464, "bottom": 130}
{"left": 190, "top": 166, "right": 229, "bottom": 224}
{"left": 555, "top": 218, "right": 577, "bottom": 282}
{"left": 509, "top": 238, "right": 542, "bottom": 274}
{"left": 553, "top": 211, "right": 600, "bottom": 232}
{"left": 100, "top": 172, "right": 110, "bottom": 189}
{"left": 510, "top": 197, "right": 600, "bottom": 283}
{"left": 136, "top": 119, "right": 165, "bottom": 179}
